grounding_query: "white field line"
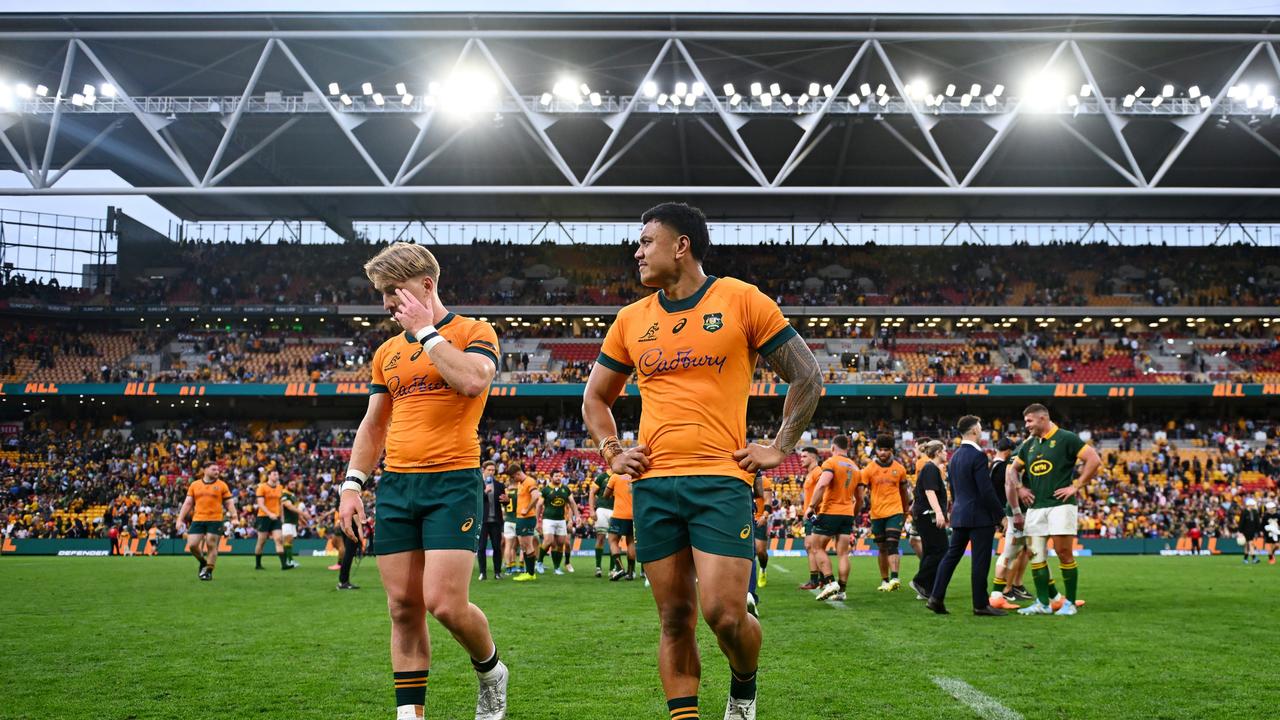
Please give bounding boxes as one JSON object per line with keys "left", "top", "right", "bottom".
{"left": 932, "top": 677, "right": 1023, "bottom": 720}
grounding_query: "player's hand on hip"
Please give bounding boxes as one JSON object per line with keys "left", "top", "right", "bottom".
{"left": 1052, "top": 485, "right": 1079, "bottom": 501}
{"left": 392, "top": 288, "right": 434, "bottom": 337}
{"left": 734, "top": 443, "right": 786, "bottom": 472}
{"left": 338, "top": 489, "right": 366, "bottom": 542}
{"left": 610, "top": 444, "right": 650, "bottom": 477}
{"left": 1017, "top": 487, "right": 1036, "bottom": 505}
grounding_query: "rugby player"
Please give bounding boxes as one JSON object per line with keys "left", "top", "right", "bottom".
{"left": 858, "top": 435, "right": 911, "bottom": 591}
{"left": 176, "top": 463, "right": 238, "bottom": 581}
{"left": 539, "top": 470, "right": 578, "bottom": 575}
{"left": 753, "top": 475, "right": 774, "bottom": 588}
{"left": 511, "top": 463, "right": 542, "bottom": 582}
{"left": 254, "top": 470, "right": 292, "bottom": 571}
{"left": 605, "top": 472, "right": 636, "bottom": 581}
{"left": 807, "top": 435, "right": 860, "bottom": 602}
{"left": 797, "top": 447, "right": 824, "bottom": 591}
{"left": 588, "top": 467, "right": 614, "bottom": 577}
{"left": 280, "top": 477, "right": 308, "bottom": 568}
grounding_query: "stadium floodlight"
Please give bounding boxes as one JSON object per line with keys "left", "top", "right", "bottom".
{"left": 1227, "top": 84, "right": 1244, "bottom": 99}
{"left": 328, "top": 82, "right": 340, "bottom": 95}
{"left": 401, "top": 93, "right": 414, "bottom": 105}
{"left": 71, "top": 92, "right": 84, "bottom": 106}
{"left": 539, "top": 92, "right": 552, "bottom": 106}
{"left": 823, "top": 84, "right": 834, "bottom": 98}
{"left": 372, "top": 93, "right": 384, "bottom": 106}
{"left": 1264, "top": 96, "right": 1277, "bottom": 110}
{"left": 749, "top": 82, "right": 762, "bottom": 96}
{"left": 429, "top": 81, "right": 442, "bottom": 97}
{"left": 674, "top": 81, "right": 688, "bottom": 97}
{"left": 643, "top": 81, "right": 658, "bottom": 98}
{"left": 960, "top": 93, "right": 972, "bottom": 107}
{"left": 656, "top": 92, "right": 668, "bottom": 105}
{"left": 781, "top": 93, "right": 793, "bottom": 106}
{"left": 339, "top": 93, "right": 352, "bottom": 105}
{"left": 971, "top": 83, "right": 982, "bottom": 96}
{"left": 1199, "top": 95, "right": 1211, "bottom": 109}
{"left": 877, "top": 93, "right": 890, "bottom": 106}
{"left": 992, "top": 84, "right": 1005, "bottom": 97}
{"left": 847, "top": 93, "right": 861, "bottom": 106}
{"left": 361, "top": 82, "right": 373, "bottom": 95}
{"left": 691, "top": 82, "right": 704, "bottom": 97}
{"left": 15, "top": 83, "right": 31, "bottom": 99}
{"left": 723, "top": 83, "right": 735, "bottom": 96}
{"left": 579, "top": 83, "right": 591, "bottom": 96}
{"left": 875, "top": 83, "right": 886, "bottom": 96}
{"left": 1151, "top": 95, "right": 1163, "bottom": 108}
{"left": 1066, "top": 94, "right": 1078, "bottom": 107}
{"left": 797, "top": 93, "right": 810, "bottom": 107}
{"left": 589, "top": 92, "right": 602, "bottom": 106}
{"left": 945, "top": 83, "right": 956, "bottom": 96}
{"left": 395, "top": 82, "right": 407, "bottom": 96}
{"left": 1162, "top": 84, "right": 1174, "bottom": 97}
{"left": 1122, "top": 94, "right": 1135, "bottom": 108}
{"left": 1080, "top": 83, "right": 1092, "bottom": 97}
{"left": 684, "top": 93, "right": 695, "bottom": 107}
{"left": 1188, "top": 85, "right": 1201, "bottom": 99}
{"left": 729, "top": 93, "right": 742, "bottom": 106}
{"left": 934, "top": 93, "right": 944, "bottom": 105}
{"left": 553, "top": 79, "right": 577, "bottom": 99}
{"left": 760, "top": 93, "right": 772, "bottom": 107}
{"left": 808, "top": 82, "right": 821, "bottom": 96}
{"left": 909, "top": 78, "right": 927, "bottom": 98}
{"left": 770, "top": 82, "right": 782, "bottom": 96}
{"left": 83, "top": 83, "right": 95, "bottom": 97}
{"left": 859, "top": 82, "right": 871, "bottom": 97}
{"left": 1246, "top": 96, "right": 1259, "bottom": 109}
{"left": 1134, "top": 85, "right": 1146, "bottom": 98}
{"left": 35, "top": 84, "right": 48, "bottom": 97}
{"left": 984, "top": 93, "right": 997, "bottom": 106}
{"left": 83, "top": 93, "right": 95, "bottom": 106}
{"left": 1253, "top": 84, "right": 1269, "bottom": 98}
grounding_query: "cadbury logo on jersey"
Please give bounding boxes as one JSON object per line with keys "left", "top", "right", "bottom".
{"left": 637, "top": 348, "right": 728, "bottom": 377}
{"left": 388, "top": 374, "right": 453, "bottom": 398}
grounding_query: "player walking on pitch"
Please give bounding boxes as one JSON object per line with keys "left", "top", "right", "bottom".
{"left": 176, "top": 463, "right": 238, "bottom": 581}
{"left": 583, "top": 203, "right": 822, "bottom": 720}
{"left": 807, "top": 435, "right": 860, "bottom": 602}
{"left": 1007, "top": 404, "right": 1101, "bottom": 616}
{"left": 859, "top": 435, "right": 911, "bottom": 592}
{"left": 254, "top": 470, "right": 293, "bottom": 571}
{"left": 339, "top": 242, "right": 508, "bottom": 719}
{"left": 588, "top": 468, "right": 615, "bottom": 577}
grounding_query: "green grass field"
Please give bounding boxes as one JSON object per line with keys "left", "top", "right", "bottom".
{"left": 2, "top": 553, "right": 1277, "bottom": 720}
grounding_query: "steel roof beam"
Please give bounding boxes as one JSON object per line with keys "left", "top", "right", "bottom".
{"left": 4, "top": 185, "right": 1278, "bottom": 196}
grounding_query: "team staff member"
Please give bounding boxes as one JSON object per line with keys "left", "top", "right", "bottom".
{"left": 477, "top": 461, "right": 506, "bottom": 581}
{"left": 176, "top": 463, "right": 238, "bottom": 581}
{"left": 908, "top": 441, "right": 948, "bottom": 601}
{"left": 583, "top": 202, "right": 822, "bottom": 720}
{"left": 338, "top": 242, "right": 508, "bottom": 720}
{"left": 254, "top": 470, "right": 292, "bottom": 571}
{"left": 511, "top": 463, "right": 542, "bottom": 582}
{"left": 858, "top": 435, "right": 911, "bottom": 592}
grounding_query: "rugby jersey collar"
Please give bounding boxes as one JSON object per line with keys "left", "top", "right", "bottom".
{"left": 402, "top": 311, "right": 457, "bottom": 342}
{"left": 1041, "top": 424, "right": 1059, "bottom": 441}
{"left": 657, "top": 275, "right": 717, "bottom": 313}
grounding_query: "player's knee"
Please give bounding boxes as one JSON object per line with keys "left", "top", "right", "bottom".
{"left": 657, "top": 601, "right": 698, "bottom": 639}
{"left": 385, "top": 593, "right": 427, "bottom": 625}
{"left": 701, "top": 600, "right": 745, "bottom": 637}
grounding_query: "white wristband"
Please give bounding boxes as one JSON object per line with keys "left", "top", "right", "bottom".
{"left": 341, "top": 480, "right": 364, "bottom": 494}
{"left": 345, "top": 468, "right": 368, "bottom": 483}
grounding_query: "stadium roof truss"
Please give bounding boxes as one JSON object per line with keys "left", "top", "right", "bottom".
{"left": 0, "top": 14, "right": 1279, "bottom": 223}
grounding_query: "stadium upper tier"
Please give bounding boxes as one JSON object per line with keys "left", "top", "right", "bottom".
{"left": 3, "top": 320, "right": 1278, "bottom": 386}
{"left": 4, "top": 241, "right": 1279, "bottom": 309}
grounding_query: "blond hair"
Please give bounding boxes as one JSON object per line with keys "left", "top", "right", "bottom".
{"left": 363, "top": 242, "right": 440, "bottom": 287}
{"left": 918, "top": 440, "right": 946, "bottom": 460}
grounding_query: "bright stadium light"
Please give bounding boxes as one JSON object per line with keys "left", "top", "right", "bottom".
{"left": 877, "top": 93, "right": 890, "bottom": 106}
{"left": 1080, "top": 83, "right": 1092, "bottom": 97}
{"left": 749, "top": 82, "right": 762, "bottom": 96}
{"left": 847, "top": 93, "right": 861, "bottom": 105}
{"left": 395, "top": 82, "right": 407, "bottom": 96}
{"left": 328, "top": 82, "right": 340, "bottom": 95}
{"left": 691, "top": 82, "right": 704, "bottom": 97}
{"left": 35, "top": 84, "right": 48, "bottom": 97}
{"left": 760, "top": 93, "right": 772, "bottom": 107}
{"left": 1264, "top": 95, "right": 1277, "bottom": 110}
{"left": 1246, "top": 96, "right": 1259, "bottom": 109}
{"left": 1227, "top": 84, "right": 1244, "bottom": 99}
{"left": 1199, "top": 95, "right": 1211, "bottom": 109}
{"left": 859, "top": 82, "right": 871, "bottom": 97}
{"left": 539, "top": 92, "right": 552, "bottom": 106}
{"left": 579, "top": 83, "right": 591, "bottom": 96}
{"left": 984, "top": 93, "right": 997, "bottom": 106}
{"left": 656, "top": 92, "right": 668, "bottom": 105}
{"left": 722, "top": 83, "right": 735, "bottom": 96}
{"left": 401, "top": 93, "right": 414, "bottom": 105}
{"left": 643, "top": 81, "right": 658, "bottom": 98}
{"left": 589, "top": 92, "right": 602, "bottom": 106}
{"left": 71, "top": 92, "right": 84, "bottom": 106}
{"left": 971, "top": 83, "right": 982, "bottom": 96}
{"left": 1162, "top": 84, "right": 1174, "bottom": 97}
{"left": 1253, "top": 84, "right": 1269, "bottom": 98}
{"left": 874, "top": 83, "right": 886, "bottom": 96}
{"left": 797, "top": 92, "right": 810, "bottom": 107}
{"left": 82, "top": 83, "right": 95, "bottom": 97}
{"left": 822, "top": 84, "right": 834, "bottom": 98}
{"left": 684, "top": 92, "right": 695, "bottom": 107}
{"left": 372, "top": 92, "right": 384, "bottom": 105}
{"left": 729, "top": 93, "right": 742, "bottom": 106}
{"left": 361, "top": 82, "right": 373, "bottom": 95}
{"left": 674, "top": 81, "right": 688, "bottom": 97}
{"left": 1066, "top": 94, "right": 1078, "bottom": 107}
{"left": 1188, "top": 85, "right": 1201, "bottom": 99}
{"left": 770, "top": 82, "right": 781, "bottom": 96}
{"left": 945, "top": 83, "right": 956, "bottom": 96}
{"left": 992, "top": 84, "right": 1005, "bottom": 97}
{"left": 1150, "top": 95, "right": 1163, "bottom": 107}
{"left": 553, "top": 78, "right": 578, "bottom": 99}
{"left": 15, "top": 83, "right": 31, "bottom": 99}
{"left": 1134, "top": 85, "right": 1146, "bottom": 97}
{"left": 781, "top": 93, "right": 793, "bottom": 106}
{"left": 1123, "top": 94, "right": 1136, "bottom": 108}
{"left": 340, "top": 93, "right": 352, "bottom": 105}
{"left": 808, "top": 82, "right": 820, "bottom": 96}
{"left": 960, "top": 93, "right": 972, "bottom": 106}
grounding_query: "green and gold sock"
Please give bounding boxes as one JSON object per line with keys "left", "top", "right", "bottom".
{"left": 992, "top": 576, "right": 1007, "bottom": 596}
{"left": 1031, "top": 561, "right": 1052, "bottom": 605}
{"left": 1060, "top": 561, "right": 1078, "bottom": 602}
{"left": 729, "top": 666, "right": 757, "bottom": 701}
{"left": 668, "top": 695, "right": 699, "bottom": 720}
{"left": 393, "top": 669, "right": 428, "bottom": 710}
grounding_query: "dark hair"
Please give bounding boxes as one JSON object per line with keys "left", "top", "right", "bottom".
{"left": 641, "top": 202, "right": 710, "bottom": 261}
{"left": 874, "top": 434, "right": 895, "bottom": 450}
{"left": 995, "top": 437, "right": 1015, "bottom": 452}
{"left": 832, "top": 434, "right": 850, "bottom": 451}
{"left": 506, "top": 462, "right": 523, "bottom": 475}
{"left": 1023, "top": 403, "right": 1050, "bottom": 417}
{"left": 957, "top": 415, "right": 982, "bottom": 435}
{"left": 802, "top": 446, "right": 820, "bottom": 457}
{"left": 482, "top": 461, "right": 496, "bottom": 470}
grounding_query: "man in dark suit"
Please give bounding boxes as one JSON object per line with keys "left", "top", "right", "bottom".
{"left": 927, "top": 415, "right": 1007, "bottom": 616}
{"left": 477, "top": 461, "right": 507, "bottom": 580}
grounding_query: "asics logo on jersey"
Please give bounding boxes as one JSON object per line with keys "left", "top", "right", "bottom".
{"left": 460, "top": 517, "right": 474, "bottom": 532}
{"left": 672, "top": 318, "right": 687, "bottom": 334}
{"left": 739, "top": 524, "right": 752, "bottom": 539}
{"left": 637, "top": 348, "right": 728, "bottom": 377}
{"left": 638, "top": 323, "right": 660, "bottom": 342}
{"left": 1029, "top": 459, "right": 1054, "bottom": 476}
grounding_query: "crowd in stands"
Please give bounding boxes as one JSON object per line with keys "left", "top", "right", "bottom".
{"left": 5, "top": 239, "right": 1280, "bottom": 309}
{"left": 4, "top": 413, "right": 1276, "bottom": 547}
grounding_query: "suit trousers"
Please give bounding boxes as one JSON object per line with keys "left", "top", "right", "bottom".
{"left": 930, "top": 524, "right": 996, "bottom": 610}
{"left": 477, "top": 521, "right": 503, "bottom": 576}
{"left": 912, "top": 515, "right": 948, "bottom": 594}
